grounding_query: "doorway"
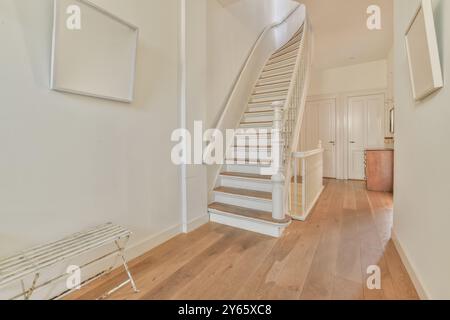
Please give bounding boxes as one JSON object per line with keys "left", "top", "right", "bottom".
{"left": 301, "top": 98, "right": 337, "bottom": 179}
{"left": 347, "top": 93, "right": 385, "bottom": 180}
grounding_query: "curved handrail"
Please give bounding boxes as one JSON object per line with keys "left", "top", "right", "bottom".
{"left": 212, "top": 4, "right": 303, "bottom": 128}
{"left": 207, "top": 4, "right": 306, "bottom": 193}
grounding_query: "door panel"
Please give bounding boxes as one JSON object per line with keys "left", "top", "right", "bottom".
{"left": 302, "top": 99, "right": 336, "bottom": 178}
{"left": 348, "top": 94, "right": 385, "bottom": 180}
{"left": 318, "top": 100, "right": 336, "bottom": 178}
{"left": 367, "top": 96, "right": 385, "bottom": 148}
{"left": 348, "top": 98, "right": 366, "bottom": 180}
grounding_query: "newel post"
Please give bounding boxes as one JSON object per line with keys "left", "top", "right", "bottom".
{"left": 272, "top": 102, "right": 286, "bottom": 221}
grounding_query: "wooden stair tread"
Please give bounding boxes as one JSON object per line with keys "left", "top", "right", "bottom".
{"left": 209, "top": 202, "right": 290, "bottom": 224}
{"left": 214, "top": 187, "right": 272, "bottom": 200}
{"left": 221, "top": 172, "right": 271, "bottom": 180}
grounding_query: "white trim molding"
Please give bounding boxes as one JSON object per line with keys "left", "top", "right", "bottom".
{"left": 392, "top": 231, "right": 430, "bottom": 300}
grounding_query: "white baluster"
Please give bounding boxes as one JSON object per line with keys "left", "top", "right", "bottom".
{"left": 272, "top": 102, "right": 286, "bottom": 221}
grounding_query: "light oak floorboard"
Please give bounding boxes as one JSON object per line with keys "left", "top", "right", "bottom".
{"left": 67, "top": 180, "right": 418, "bottom": 300}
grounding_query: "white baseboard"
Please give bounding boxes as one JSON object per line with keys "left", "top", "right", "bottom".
{"left": 126, "top": 216, "right": 210, "bottom": 261}
{"left": 186, "top": 215, "right": 210, "bottom": 233}
{"left": 125, "top": 224, "right": 182, "bottom": 261}
{"left": 392, "top": 231, "right": 430, "bottom": 300}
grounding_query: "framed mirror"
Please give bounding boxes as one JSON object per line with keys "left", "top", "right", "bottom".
{"left": 51, "top": 0, "right": 139, "bottom": 103}
{"left": 405, "top": 0, "right": 443, "bottom": 101}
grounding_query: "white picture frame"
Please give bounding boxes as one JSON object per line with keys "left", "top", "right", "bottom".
{"left": 405, "top": 0, "right": 443, "bottom": 101}
{"left": 51, "top": 0, "right": 139, "bottom": 103}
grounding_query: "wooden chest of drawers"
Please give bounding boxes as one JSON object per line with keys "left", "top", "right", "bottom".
{"left": 365, "top": 149, "right": 394, "bottom": 192}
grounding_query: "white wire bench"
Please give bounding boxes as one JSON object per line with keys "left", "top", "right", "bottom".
{"left": 0, "top": 223, "right": 138, "bottom": 300}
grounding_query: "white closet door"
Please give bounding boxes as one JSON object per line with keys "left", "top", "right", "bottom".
{"left": 367, "top": 95, "right": 386, "bottom": 148}
{"left": 348, "top": 94, "right": 385, "bottom": 180}
{"left": 318, "top": 99, "right": 336, "bottom": 178}
{"left": 302, "top": 99, "right": 337, "bottom": 178}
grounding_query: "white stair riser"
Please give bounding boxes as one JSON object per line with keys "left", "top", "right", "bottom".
{"left": 258, "top": 74, "right": 292, "bottom": 84}
{"left": 239, "top": 123, "right": 272, "bottom": 129}
{"left": 251, "top": 90, "right": 288, "bottom": 100}
{"left": 209, "top": 211, "right": 286, "bottom": 238}
{"left": 228, "top": 150, "right": 272, "bottom": 160}
{"left": 257, "top": 77, "right": 292, "bottom": 87}
{"left": 225, "top": 164, "right": 271, "bottom": 175}
{"left": 246, "top": 105, "right": 275, "bottom": 113}
{"left": 254, "top": 83, "right": 290, "bottom": 94}
{"left": 243, "top": 113, "right": 274, "bottom": 122}
{"left": 261, "top": 67, "right": 293, "bottom": 78}
{"left": 264, "top": 59, "right": 296, "bottom": 71}
{"left": 233, "top": 136, "right": 272, "bottom": 143}
{"left": 225, "top": 161, "right": 272, "bottom": 168}
{"left": 272, "top": 43, "right": 299, "bottom": 58}
{"left": 231, "top": 146, "right": 272, "bottom": 152}
{"left": 234, "top": 135, "right": 272, "bottom": 143}
{"left": 248, "top": 100, "right": 285, "bottom": 109}
{"left": 213, "top": 192, "right": 272, "bottom": 212}
{"left": 278, "top": 36, "right": 301, "bottom": 50}
{"left": 227, "top": 158, "right": 272, "bottom": 166}
{"left": 268, "top": 51, "right": 297, "bottom": 65}
{"left": 233, "top": 142, "right": 272, "bottom": 150}
{"left": 219, "top": 176, "right": 272, "bottom": 192}
{"left": 250, "top": 95, "right": 287, "bottom": 104}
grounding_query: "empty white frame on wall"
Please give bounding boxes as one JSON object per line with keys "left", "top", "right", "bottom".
{"left": 405, "top": 0, "right": 443, "bottom": 101}
{"left": 51, "top": 0, "right": 139, "bottom": 103}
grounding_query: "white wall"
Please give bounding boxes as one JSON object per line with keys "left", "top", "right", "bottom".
{"left": 0, "top": 0, "right": 181, "bottom": 260}
{"left": 206, "top": 0, "right": 297, "bottom": 129}
{"left": 394, "top": 0, "right": 450, "bottom": 300}
{"left": 309, "top": 60, "right": 388, "bottom": 96}
{"left": 0, "top": 0, "right": 302, "bottom": 298}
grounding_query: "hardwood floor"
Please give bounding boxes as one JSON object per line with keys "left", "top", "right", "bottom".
{"left": 67, "top": 180, "right": 419, "bottom": 300}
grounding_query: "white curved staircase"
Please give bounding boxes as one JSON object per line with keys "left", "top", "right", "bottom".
{"left": 209, "top": 22, "right": 312, "bottom": 238}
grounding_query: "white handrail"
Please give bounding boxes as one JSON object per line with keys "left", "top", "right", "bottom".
{"left": 211, "top": 5, "right": 302, "bottom": 128}
{"left": 207, "top": 4, "right": 307, "bottom": 194}
{"left": 293, "top": 149, "right": 324, "bottom": 159}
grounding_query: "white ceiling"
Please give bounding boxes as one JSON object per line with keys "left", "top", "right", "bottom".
{"left": 296, "top": 0, "right": 393, "bottom": 69}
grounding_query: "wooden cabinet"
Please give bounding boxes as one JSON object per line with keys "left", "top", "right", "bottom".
{"left": 365, "top": 149, "right": 394, "bottom": 192}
